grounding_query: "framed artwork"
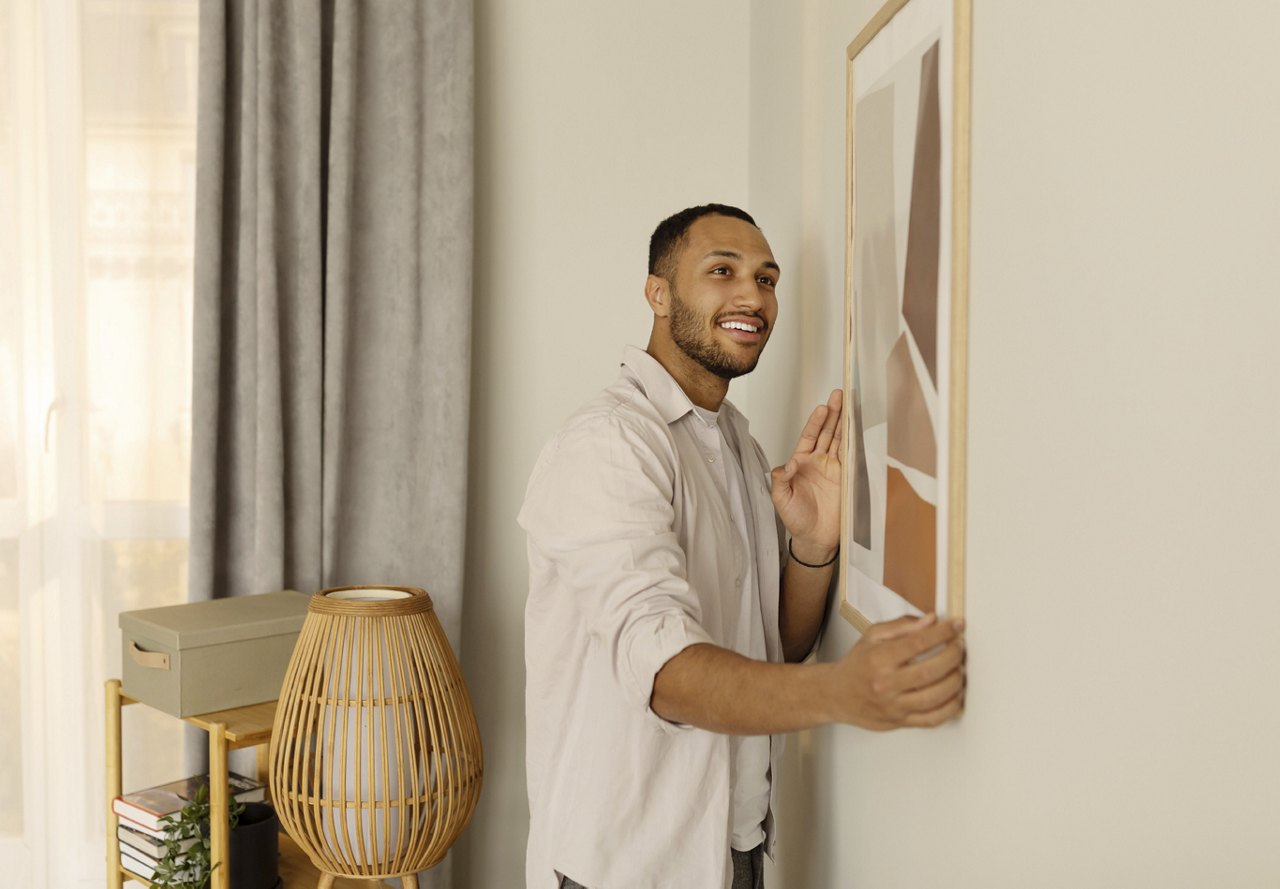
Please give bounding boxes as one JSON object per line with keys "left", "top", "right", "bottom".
{"left": 839, "top": 0, "right": 971, "bottom": 630}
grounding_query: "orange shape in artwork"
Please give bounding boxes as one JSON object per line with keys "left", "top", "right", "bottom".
{"left": 883, "top": 466, "right": 936, "bottom": 613}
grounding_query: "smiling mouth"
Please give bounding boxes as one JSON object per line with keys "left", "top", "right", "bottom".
{"left": 719, "top": 319, "right": 764, "bottom": 333}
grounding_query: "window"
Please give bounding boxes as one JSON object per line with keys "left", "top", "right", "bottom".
{"left": 0, "top": 1, "right": 197, "bottom": 884}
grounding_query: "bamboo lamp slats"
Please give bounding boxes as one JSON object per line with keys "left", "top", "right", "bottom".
{"left": 270, "top": 586, "right": 483, "bottom": 883}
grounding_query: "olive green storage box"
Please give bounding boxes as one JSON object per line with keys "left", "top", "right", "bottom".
{"left": 119, "top": 590, "right": 311, "bottom": 717}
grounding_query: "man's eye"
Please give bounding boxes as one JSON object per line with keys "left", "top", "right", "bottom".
{"left": 758, "top": 276, "right": 776, "bottom": 286}
{"left": 711, "top": 267, "right": 730, "bottom": 275}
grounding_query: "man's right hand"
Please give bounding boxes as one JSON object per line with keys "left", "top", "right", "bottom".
{"left": 828, "top": 614, "right": 966, "bottom": 730}
{"left": 651, "top": 613, "right": 965, "bottom": 736}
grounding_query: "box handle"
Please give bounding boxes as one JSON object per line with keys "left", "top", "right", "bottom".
{"left": 129, "top": 641, "right": 170, "bottom": 671}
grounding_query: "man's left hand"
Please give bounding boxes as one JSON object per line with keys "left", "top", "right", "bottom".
{"left": 771, "top": 388, "right": 843, "bottom": 562}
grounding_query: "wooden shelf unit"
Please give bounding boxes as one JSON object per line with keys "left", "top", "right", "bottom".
{"left": 104, "top": 679, "right": 401, "bottom": 889}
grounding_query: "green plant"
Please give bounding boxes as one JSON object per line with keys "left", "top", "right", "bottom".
{"left": 152, "top": 784, "right": 246, "bottom": 889}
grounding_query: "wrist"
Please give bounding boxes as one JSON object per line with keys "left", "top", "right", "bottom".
{"left": 807, "top": 661, "right": 844, "bottom": 726}
{"left": 788, "top": 538, "right": 838, "bottom": 568}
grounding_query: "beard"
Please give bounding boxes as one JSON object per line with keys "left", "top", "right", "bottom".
{"left": 668, "top": 286, "right": 767, "bottom": 380}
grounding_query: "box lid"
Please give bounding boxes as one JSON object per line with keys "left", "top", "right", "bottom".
{"left": 119, "top": 590, "right": 311, "bottom": 650}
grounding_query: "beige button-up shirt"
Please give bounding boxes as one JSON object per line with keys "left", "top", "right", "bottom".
{"left": 519, "top": 347, "right": 786, "bottom": 889}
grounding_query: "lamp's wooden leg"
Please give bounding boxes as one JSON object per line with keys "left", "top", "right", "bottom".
{"left": 316, "top": 873, "right": 336, "bottom": 889}
{"left": 400, "top": 874, "right": 419, "bottom": 889}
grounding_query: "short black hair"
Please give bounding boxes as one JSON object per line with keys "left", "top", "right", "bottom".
{"left": 648, "top": 203, "right": 759, "bottom": 281}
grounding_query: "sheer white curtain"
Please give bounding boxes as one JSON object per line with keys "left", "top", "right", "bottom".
{"left": 0, "top": 1, "right": 197, "bottom": 886}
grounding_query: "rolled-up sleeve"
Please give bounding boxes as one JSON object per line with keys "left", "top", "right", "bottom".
{"left": 519, "top": 412, "right": 713, "bottom": 733}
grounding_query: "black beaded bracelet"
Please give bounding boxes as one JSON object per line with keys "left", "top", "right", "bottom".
{"left": 788, "top": 539, "right": 839, "bottom": 569}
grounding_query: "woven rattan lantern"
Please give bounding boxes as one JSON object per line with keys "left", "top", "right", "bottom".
{"left": 269, "top": 586, "right": 482, "bottom": 888}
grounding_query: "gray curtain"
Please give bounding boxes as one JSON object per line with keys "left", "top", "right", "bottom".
{"left": 189, "top": 0, "right": 472, "bottom": 646}
{"left": 189, "top": 3, "right": 472, "bottom": 879}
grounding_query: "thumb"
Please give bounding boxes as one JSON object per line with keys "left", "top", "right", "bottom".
{"left": 770, "top": 462, "right": 795, "bottom": 497}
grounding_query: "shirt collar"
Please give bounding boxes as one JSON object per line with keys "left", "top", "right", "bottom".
{"left": 620, "top": 345, "right": 748, "bottom": 432}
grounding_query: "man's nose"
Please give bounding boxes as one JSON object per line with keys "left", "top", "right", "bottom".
{"left": 731, "top": 278, "right": 764, "bottom": 309}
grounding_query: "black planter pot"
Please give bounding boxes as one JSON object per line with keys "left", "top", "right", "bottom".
{"left": 230, "top": 802, "right": 279, "bottom": 889}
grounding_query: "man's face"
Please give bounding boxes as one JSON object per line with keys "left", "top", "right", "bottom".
{"left": 664, "top": 215, "right": 780, "bottom": 380}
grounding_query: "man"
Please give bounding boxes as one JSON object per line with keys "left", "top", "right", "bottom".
{"left": 519, "top": 204, "right": 965, "bottom": 889}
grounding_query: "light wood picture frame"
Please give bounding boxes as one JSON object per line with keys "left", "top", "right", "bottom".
{"left": 839, "top": 0, "right": 970, "bottom": 630}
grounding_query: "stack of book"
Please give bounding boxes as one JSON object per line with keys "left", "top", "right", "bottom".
{"left": 112, "top": 772, "right": 266, "bottom": 881}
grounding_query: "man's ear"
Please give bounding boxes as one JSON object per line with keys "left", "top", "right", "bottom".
{"left": 644, "top": 274, "right": 671, "bottom": 318}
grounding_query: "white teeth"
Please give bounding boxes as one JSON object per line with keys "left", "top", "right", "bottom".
{"left": 720, "top": 321, "right": 758, "bottom": 332}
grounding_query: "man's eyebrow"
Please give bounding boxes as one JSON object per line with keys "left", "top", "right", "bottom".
{"left": 703, "top": 250, "right": 782, "bottom": 274}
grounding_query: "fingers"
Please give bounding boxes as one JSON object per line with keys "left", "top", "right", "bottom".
{"left": 813, "top": 389, "right": 842, "bottom": 456}
{"left": 889, "top": 637, "right": 965, "bottom": 695}
{"left": 819, "top": 388, "right": 839, "bottom": 455}
{"left": 894, "top": 679, "right": 964, "bottom": 730}
{"left": 862, "top": 613, "right": 936, "bottom": 644}
{"left": 793, "top": 404, "right": 827, "bottom": 456}
{"left": 881, "top": 617, "right": 964, "bottom": 667}
{"left": 829, "top": 404, "right": 844, "bottom": 460}
{"left": 874, "top": 655, "right": 965, "bottom": 729}
{"left": 792, "top": 389, "right": 844, "bottom": 458}
{"left": 901, "top": 646, "right": 964, "bottom": 695}
{"left": 902, "top": 690, "right": 965, "bottom": 728}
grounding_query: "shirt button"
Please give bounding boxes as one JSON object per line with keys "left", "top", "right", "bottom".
{"left": 706, "top": 455, "right": 715, "bottom": 463}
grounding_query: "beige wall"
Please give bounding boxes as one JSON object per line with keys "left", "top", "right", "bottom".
{"left": 465, "top": 1, "right": 1280, "bottom": 886}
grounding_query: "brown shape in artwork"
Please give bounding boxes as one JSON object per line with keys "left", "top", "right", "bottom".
{"left": 850, "top": 362, "right": 872, "bottom": 549}
{"left": 901, "top": 40, "right": 942, "bottom": 387}
{"left": 886, "top": 332, "right": 936, "bottom": 477}
{"left": 883, "top": 466, "right": 936, "bottom": 613}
